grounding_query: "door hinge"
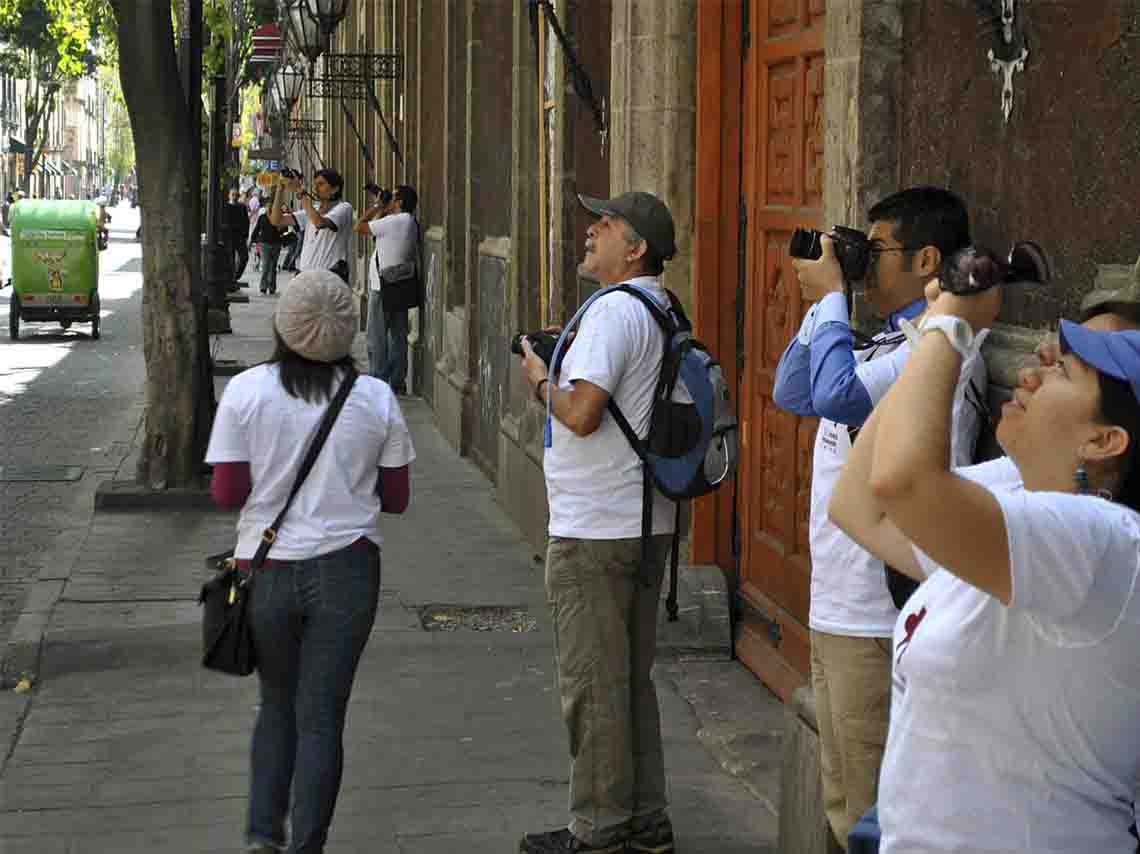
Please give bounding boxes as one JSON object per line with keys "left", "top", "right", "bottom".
{"left": 742, "top": 0, "right": 751, "bottom": 54}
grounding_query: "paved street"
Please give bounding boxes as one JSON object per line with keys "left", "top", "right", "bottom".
{"left": 0, "top": 201, "right": 147, "bottom": 651}
{"left": 0, "top": 250, "right": 785, "bottom": 851}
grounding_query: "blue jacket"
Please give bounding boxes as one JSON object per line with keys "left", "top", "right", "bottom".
{"left": 773, "top": 292, "right": 926, "bottom": 426}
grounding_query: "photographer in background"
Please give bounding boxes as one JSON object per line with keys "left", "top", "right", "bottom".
{"left": 516, "top": 191, "right": 679, "bottom": 854}
{"left": 354, "top": 185, "right": 418, "bottom": 394}
{"left": 354, "top": 183, "right": 393, "bottom": 380}
{"left": 269, "top": 168, "right": 354, "bottom": 283}
{"left": 773, "top": 187, "right": 980, "bottom": 850}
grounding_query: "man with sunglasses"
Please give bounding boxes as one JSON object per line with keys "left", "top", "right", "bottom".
{"left": 772, "top": 187, "right": 980, "bottom": 850}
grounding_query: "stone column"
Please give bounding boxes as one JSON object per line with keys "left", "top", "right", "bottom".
{"left": 823, "top": 1, "right": 903, "bottom": 230}
{"left": 498, "top": 0, "right": 550, "bottom": 550}
{"left": 608, "top": 0, "right": 697, "bottom": 307}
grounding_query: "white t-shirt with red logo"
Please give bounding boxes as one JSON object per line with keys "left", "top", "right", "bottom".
{"left": 880, "top": 462, "right": 1140, "bottom": 853}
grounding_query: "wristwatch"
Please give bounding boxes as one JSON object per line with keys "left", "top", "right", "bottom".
{"left": 900, "top": 315, "right": 975, "bottom": 360}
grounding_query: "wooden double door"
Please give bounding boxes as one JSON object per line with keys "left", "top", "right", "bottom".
{"left": 695, "top": 0, "right": 826, "bottom": 700}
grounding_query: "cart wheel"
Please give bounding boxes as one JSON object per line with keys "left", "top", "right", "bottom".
{"left": 90, "top": 292, "right": 100, "bottom": 340}
{"left": 8, "top": 293, "right": 18, "bottom": 340}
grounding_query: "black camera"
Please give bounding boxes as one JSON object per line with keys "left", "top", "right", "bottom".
{"left": 789, "top": 225, "right": 873, "bottom": 282}
{"left": 510, "top": 330, "right": 559, "bottom": 367}
{"left": 939, "top": 242, "right": 1051, "bottom": 295}
{"left": 279, "top": 166, "right": 301, "bottom": 180}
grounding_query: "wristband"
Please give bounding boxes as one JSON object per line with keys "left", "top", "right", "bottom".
{"left": 900, "top": 315, "right": 975, "bottom": 360}
{"left": 535, "top": 378, "right": 549, "bottom": 402}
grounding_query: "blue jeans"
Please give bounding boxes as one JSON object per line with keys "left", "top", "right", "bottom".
{"left": 367, "top": 290, "right": 409, "bottom": 389}
{"left": 259, "top": 244, "right": 280, "bottom": 293}
{"left": 246, "top": 542, "right": 381, "bottom": 854}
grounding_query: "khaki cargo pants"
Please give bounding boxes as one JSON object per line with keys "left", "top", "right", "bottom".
{"left": 810, "top": 629, "right": 893, "bottom": 851}
{"left": 546, "top": 535, "right": 672, "bottom": 847}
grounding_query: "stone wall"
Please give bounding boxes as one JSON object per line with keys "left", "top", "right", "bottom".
{"left": 897, "top": 1, "right": 1140, "bottom": 328}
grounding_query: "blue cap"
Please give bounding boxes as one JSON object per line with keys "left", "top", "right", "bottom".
{"left": 1059, "top": 319, "right": 1140, "bottom": 402}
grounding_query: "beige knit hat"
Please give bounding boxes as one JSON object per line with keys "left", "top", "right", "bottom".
{"left": 274, "top": 271, "right": 358, "bottom": 362}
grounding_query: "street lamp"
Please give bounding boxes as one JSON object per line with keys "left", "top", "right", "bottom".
{"left": 272, "top": 62, "right": 306, "bottom": 117}
{"left": 302, "top": 0, "right": 349, "bottom": 37}
{"left": 280, "top": 0, "right": 326, "bottom": 66}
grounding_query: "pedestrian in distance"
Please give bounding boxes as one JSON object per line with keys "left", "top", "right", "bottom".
{"left": 517, "top": 190, "right": 681, "bottom": 854}
{"left": 773, "top": 187, "right": 983, "bottom": 850}
{"left": 227, "top": 189, "right": 251, "bottom": 283}
{"left": 269, "top": 168, "right": 355, "bottom": 284}
{"left": 205, "top": 270, "right": 416, "bottom": 854}
{"left": 250, "top": 198, "right": 285, "bottom": 295}
{"left": 829, "top": 255, "right": 1140, "bottom": 854}
{"left": 353, "top": 184, "right": 419, "bottom": 394}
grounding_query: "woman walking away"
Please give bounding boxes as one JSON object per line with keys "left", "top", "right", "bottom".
{"left": 205, "top": 271, "right": 416, "bottom": 853}
{"left": 830, "top": 256, "right": 1140, "bottom": 854}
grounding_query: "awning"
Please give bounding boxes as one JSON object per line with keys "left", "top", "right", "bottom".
{"left": 39, "top": 159, "right": 61, "bottom": 177}
{"left": 7, "top": 137, "right": 26, "bottom": 154}
{"left": 62, "top": 161, "right": 79, "bottom": 176}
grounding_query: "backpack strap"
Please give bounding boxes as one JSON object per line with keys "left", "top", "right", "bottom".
{"left": 606, "top": 284, "right": 681, "bottom": 596}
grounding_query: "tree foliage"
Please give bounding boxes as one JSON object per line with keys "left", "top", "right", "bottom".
{"left": 0, "top": 0, "right": 109, "bottom": 190}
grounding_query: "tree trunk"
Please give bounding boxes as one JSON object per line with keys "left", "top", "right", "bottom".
{"left": 111, "top": 0, "right": 204, "bottom": 490}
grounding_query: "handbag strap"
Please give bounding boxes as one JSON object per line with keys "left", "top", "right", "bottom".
{"left": 249, "top": 369, "right": 358, "bottom": 568}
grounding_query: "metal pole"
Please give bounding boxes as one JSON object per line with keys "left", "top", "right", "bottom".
{"left": 182, "top": 0, "right": 215, "bottom": 464}
{"left": 205, "top": 74, "right": 232, "bottom": 319}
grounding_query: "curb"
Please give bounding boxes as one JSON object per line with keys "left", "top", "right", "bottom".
{"left": 93, "top": 479, "right": 216, "bottom": 511}
{"left": 213, "top": 360, "right": 250, "bottom": 377}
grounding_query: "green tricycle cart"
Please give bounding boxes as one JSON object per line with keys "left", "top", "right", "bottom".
{"left": 8, "top": 199, "right": 103, "bottom": 340}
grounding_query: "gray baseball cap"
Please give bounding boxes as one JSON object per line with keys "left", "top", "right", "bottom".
{"left": 578, "top": 191, "right": 677, "bottom": 261}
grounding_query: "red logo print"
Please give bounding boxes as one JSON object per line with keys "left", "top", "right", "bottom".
{"left": 895, "top": 606, "right": 927, "bottom": 665}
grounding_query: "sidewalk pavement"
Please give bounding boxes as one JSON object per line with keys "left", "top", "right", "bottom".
{"left": 0, "top": 281, "right": 786, "bottom": 853}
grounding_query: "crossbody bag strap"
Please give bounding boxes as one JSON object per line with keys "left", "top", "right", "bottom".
{"left": 249, "top": 370, "right": 359, "bottom": 568}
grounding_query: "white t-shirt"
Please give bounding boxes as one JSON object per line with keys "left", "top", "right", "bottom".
{"left": 292, "top": 200, "right": 354, "bottom": 273}
{"left": 367, "top": 211, "right": 418, "bottom": 292}
{"left": 880, "top": 465, "right": 1140, "bottom": 854}
{"left": 205, "top": 364, "right": 416, "bottom": 560}
{"left": 544, "top": 276, "right": 677, "bottom": 539}
{"left": 808, "top": 332, "right": 987, "bottom": 637}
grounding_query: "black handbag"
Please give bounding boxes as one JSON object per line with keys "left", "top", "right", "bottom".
{"left": 378, "top": 220, "right": 423, "bottom": 313}
{"left": 199, "top": 370, "right": 359, "bottom": 676}
{"left": 379, "top": 260, "right": 421, "bottom": 313}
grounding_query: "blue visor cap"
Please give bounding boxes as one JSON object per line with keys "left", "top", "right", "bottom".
{"left": 1059, "top": 319, "right": 1140, "bottom": 402}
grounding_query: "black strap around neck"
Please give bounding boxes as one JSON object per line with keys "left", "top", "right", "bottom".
{"left": 250, "top": 370, "right": 358, "bottom": 568}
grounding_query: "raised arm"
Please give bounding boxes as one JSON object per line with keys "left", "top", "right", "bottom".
{"left": 268, "top": 181, "right": 295, "bottom": 228}
{"left": 354, "top": 199, "right": 386, "bottom": 236}
{"left": 868, "top": 287, "right": 1011, "bottom": 602}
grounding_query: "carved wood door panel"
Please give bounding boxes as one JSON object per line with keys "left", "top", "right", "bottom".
{"left": 736, "top": 0, "right": 825, "bottom": 700}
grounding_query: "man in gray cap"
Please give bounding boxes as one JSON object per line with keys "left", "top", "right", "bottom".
{"left": 517, "top": 191, "right": 679, "bottom": 854}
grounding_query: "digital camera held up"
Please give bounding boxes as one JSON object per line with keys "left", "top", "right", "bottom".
{"left": 510, "top": 330, "right": 560, "bottom": 368}
{"left": 789, "top": 226, "right": 873, "bottom": 283}
{"left": 939, "top": 242, "right": 1051, "bottom": 295}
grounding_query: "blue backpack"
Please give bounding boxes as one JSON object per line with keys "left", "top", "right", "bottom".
{"left": 552, "top": 284, "right": 738, "bottom": 619}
